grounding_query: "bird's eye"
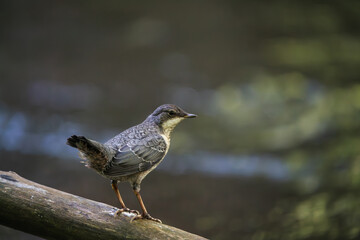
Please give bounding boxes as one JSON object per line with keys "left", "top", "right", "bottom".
{"left": 168, "top": 111, "right": 175, "bottom": 116}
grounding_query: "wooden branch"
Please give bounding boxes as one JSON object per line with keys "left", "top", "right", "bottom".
{"left": 0, "top": 171, "right": 207, "bottom": 240}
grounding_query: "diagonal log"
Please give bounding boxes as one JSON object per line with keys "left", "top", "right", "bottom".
{"left": 0, "top": 170, "right": 207, "bottom": 240}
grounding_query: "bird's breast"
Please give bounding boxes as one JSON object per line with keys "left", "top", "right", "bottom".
{"left": 160, "top": 133, "right": 170, "bottom": 154}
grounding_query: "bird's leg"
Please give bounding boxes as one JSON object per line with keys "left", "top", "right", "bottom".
{"left": 111, "top": 180, "right": 139, "bottom": 215}
{"left": 131, "top": 184, "right": 162, "bottom": 223}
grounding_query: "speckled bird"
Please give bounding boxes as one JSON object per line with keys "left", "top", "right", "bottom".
{"left": 66, "top": 104, "right": 197, "bottom": 223}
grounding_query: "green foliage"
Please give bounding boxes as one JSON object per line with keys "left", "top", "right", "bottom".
{"left": 203, "top": 79, "right": 358, "bottom": 239}
{"left": 194, "top": 73, "right": 360, "bottom": 239}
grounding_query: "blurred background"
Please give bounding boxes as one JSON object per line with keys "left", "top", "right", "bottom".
{"left": 0, "top": 1, "right": 360, "bottom": 239}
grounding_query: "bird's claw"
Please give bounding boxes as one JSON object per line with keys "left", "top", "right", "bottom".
{"left": 116, "top": 208, "right": 140, "bottom": 215}
{"left": 131, "top": 213, "right": 162, "bottom": 223}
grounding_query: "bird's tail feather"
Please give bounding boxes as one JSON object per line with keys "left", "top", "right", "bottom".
{"left": 66, "top": 135, "right": 110, "bottom": 172}
{"left": 67, "top": 135, "right": 100, "bottom": 153}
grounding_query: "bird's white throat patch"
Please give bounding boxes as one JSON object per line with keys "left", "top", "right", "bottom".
{"left": 162, "top": 117, "right": 183, "bottom": 138}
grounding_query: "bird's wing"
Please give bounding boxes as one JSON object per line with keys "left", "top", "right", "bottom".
{"left": 103, "top": 134, "right": 167, "bottom": 177}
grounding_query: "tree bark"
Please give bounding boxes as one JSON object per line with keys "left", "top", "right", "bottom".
{"left": 0, "top": 171, "right": 207, "bottom": 240}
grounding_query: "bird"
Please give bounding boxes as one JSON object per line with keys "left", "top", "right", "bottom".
{"left": 66, "top": 104, "right": 197, "bottom": 223}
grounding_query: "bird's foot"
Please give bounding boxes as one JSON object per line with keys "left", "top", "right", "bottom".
{"left": 116, "top": 208, "right": 140, "bottom": 216}
{"left": 131, "top": 213, "right": 162, "bottom": 223}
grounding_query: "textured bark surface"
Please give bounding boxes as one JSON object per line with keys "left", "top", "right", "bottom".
{"left": 0, "top": 171, "right": 207, "bottom": 240}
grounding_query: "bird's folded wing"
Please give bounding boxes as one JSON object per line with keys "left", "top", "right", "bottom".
{"left": 103, "top": 134, "right": 166, "bottom": 177}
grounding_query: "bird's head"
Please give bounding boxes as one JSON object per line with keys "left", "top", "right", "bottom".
{"left": 147, "top": 104, "right": 197, "bottom": 134}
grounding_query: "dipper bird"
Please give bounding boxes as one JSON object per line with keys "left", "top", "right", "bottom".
{"left": 66, "top": 104, "right": 197, "bottom": 223}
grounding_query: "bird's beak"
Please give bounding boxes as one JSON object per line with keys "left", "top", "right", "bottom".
{"left": 183, "top": 113, "right": 197, "bottom": 118}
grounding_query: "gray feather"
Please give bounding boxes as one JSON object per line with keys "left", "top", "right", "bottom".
{"left": 103, "top": 133, "right": 166, "bottom": 177}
